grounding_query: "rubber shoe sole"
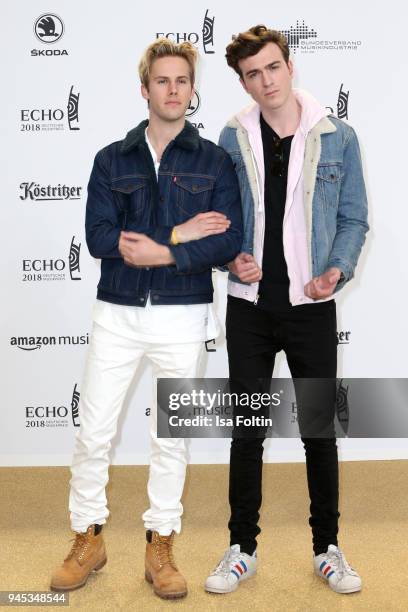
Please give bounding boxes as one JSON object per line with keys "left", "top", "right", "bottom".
{"left": 50, "top": 556, "right": 107, "bottom": 592}
{"left": 314, "top": 569, "right": 362, "bottom": 594}
{"left": 205, "top": 569, "right": 255, "bottom": 594}
{"left": 145, "top": 569, "right": 187, "bottom": 599}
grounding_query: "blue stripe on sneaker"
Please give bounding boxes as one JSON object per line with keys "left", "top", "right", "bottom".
{"left": 319, "top": 561, "right": 327, "bottom": 571}
{"left": 327, "top": 570, "right": 335, "bottom": 578}
{"left": 240, "top": 560, "right": 248, "bottom": 572}
{"left": 231, "top": 569, "right": 240, "bottom": 580}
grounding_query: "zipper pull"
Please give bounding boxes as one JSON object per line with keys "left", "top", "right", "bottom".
{"left": 254, "top": 293, "right": 259, "bottom": 305}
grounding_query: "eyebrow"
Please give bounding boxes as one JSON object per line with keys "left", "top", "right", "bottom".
{"left": 153, "top": 75, "right": 189, "bottom": 79}
{"left": 245, "top": 60, "right": 281, "bottom": 77}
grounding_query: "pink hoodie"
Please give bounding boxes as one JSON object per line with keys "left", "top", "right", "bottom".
{"left": 228, "top": 89, "right": 332, "bottom": 306}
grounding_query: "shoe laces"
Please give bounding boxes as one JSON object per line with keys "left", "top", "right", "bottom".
{"left": 154, "top": 533, "right": 177, "bottom": 570}
{"left": 326, "top": 546, "right": 356, "bottom": 578}
{"left": 212, "top": 546, "right": 243, "bottom": 577}
{"left": 65, "top": 532, "right": 90, "bottom": 562}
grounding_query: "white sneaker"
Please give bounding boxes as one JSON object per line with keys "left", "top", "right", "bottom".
{"left": 314, "top": 544, "right": 362, "bottom": 594}
{"left": 205, "top": 544, "right": 257, "bottom": 593}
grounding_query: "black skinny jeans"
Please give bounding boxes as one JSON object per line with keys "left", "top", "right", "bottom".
{"left": 226, "top": 295, "right": 340, "bottom": 556}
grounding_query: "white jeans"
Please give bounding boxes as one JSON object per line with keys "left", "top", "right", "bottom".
{"left": 69, "top": 320, "right": 203, "bottom": 535}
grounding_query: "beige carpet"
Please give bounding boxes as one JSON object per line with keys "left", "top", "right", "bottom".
{"left": 1, "top": 461, "right": 407, "bottom": 611}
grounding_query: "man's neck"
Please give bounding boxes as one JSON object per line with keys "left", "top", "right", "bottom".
{"left": 146, "top": 114, "right": 185, "bottom": 161}
{"left": 260, "top": 94, "right": 301, "bottom": 139}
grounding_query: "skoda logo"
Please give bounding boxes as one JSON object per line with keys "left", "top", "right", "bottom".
{"left": 34, "top": 14, "right": 64, "bottom": 44}
{"left": 185, "top": 90, "right": 200, "bottom": 117}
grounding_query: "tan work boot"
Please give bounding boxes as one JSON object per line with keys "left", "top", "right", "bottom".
{"left": 50, "top": 524, "right": 107, "bottom": 591}
{"left": 145, "top": 530, "right": 187, "bottom": 599}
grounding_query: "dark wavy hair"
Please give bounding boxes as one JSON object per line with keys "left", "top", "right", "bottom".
{"left": 226, "top": 25, "right": 290, "bottom": 78}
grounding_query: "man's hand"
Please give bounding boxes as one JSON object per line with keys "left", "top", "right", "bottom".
{"left": 228, "top": 253, "right": 262, "bottom": 283}
{"left": 119, "top": 232, "right": 175, "bottom": 267}
{"left": 175, "top": 211, "right": 231, "bottom": 243}
{"left": 304, "top": 267, "right": 342, "bottom": 300}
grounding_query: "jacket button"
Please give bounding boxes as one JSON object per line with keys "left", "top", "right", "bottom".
{"left": 153, "top": 295, "right": 159, "bottom": 300}
{"left": 139, "top": 298, "right": 144, "bottom": 302}
{"left": 192, "top": 185, "right": 198, "bottom": 191}
{"left": 162, "top": 164, "right": 168, "bottom": 170}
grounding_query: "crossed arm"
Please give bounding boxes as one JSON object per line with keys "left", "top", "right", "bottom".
{"left": 118, "top": 211, "right": 231, "bottom": 267}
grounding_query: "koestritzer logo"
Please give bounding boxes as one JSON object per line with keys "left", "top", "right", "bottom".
{"left": 337, "top": 330, "right": 351, "bottom": 345}
{"left": 19, "top": 182, "right": 82, "bottom": 202}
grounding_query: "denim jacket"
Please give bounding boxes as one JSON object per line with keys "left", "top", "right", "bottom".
{"left": 85, "top": 120, "right": 242, "bottom": 306}
{"left": 219, "top": 91, "right": 369, "bottom": 306}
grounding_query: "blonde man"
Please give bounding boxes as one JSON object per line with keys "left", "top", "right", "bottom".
{"left": 50, "top": 38, "right": 242, "bottom": 599}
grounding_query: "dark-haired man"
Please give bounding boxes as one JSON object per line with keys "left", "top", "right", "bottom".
{"left": 205, "top": 25, "right": 368, "bottom": 595}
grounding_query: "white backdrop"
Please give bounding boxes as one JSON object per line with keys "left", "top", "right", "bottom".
{"left": 2, "top": 0, "right": 407, "bottom": 466}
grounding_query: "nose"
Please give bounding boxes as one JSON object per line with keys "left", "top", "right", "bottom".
{"left": 168, "top": 80, "right": 178, "bottom": 96}
{"left": 261, "top": 70, "right": 273, "bottom": 88}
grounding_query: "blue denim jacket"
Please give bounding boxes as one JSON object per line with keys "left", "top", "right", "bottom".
{"left": 219, "top": 114, "right": 369, "bottom": 299}
{"left": 85, "top": 120, "right": 242, "bottom": 306}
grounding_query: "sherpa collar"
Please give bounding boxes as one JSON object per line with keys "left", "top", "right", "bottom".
{"left": 120, "top": 119, "right": 200, "bottom": 154}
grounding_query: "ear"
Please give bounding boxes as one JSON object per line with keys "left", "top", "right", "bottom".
{"left": 239, "top": 76, "right": 249, "bottom": 94}
{"left": 141, "top": 83, "right": 149, "bottom": 102}
{"left": 288, "top": 59, "right": 294, "bottom": 78}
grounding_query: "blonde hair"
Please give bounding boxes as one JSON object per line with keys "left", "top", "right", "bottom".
{"left": 138, "top": 38, "right": 198, "bottom": 88}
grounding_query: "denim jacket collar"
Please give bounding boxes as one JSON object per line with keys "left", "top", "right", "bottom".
{"left": 120, "top": 119, "right": 200, "bottom": 154}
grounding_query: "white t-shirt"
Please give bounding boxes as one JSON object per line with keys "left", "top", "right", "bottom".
{"left": 91, "top": 128, "right": 220, "bottom": 344}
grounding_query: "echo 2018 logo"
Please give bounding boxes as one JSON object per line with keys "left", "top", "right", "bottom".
{"left": 156, "top": 9, "right": 215, "bottom": 55}
{"left": 24, "top": 383, "right": 81, "bottom": 429}
{"left": 326, "top": 84, "right": 350, "bottom": 120}
{"left": 20, "top": 87, "right": 80, "bottom": 132}
{"left": 21, "top": 236, "right": 82, "bottom": 282}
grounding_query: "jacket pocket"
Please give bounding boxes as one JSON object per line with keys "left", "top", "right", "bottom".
{"left": 110, "top": 177, "right": 148, "bottom": 221}
{"left": 173, "top": 175, "right": 214, "bottom": 217}
{"left": 316, "top": 163, "right": 343, "bottom": 211}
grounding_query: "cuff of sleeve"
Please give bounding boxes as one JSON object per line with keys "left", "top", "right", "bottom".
{"left": 327, "top": 258, "right": 353, "bottom": 292}
{"left": 152, "top": 226, "right": 173, "bottom": 245}
{"left": 168, "top": 244, "right": 191, "bottom": 274}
